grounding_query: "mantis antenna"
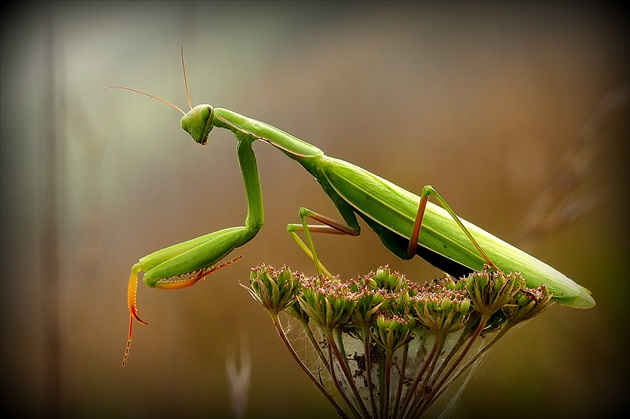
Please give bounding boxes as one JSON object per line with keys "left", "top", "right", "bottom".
{"left": 108, "top": 46, "right": 197, "bottom": 115}
{"left": 107, "top": 86, "right": 186, "bottom": 115}
{"left": 180, "top": 46, "right": 193, "bottom": 111}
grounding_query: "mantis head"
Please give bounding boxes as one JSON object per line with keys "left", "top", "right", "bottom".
{"left": 181, "top": 104, "right": 214, "bottom": 145}
{"left": 112, "top": 47, "right": 216, "bottom": 146}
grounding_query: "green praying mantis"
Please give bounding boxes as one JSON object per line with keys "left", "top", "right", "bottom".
{"left": 116, "top": 53, "right": 595, "bottom": 367}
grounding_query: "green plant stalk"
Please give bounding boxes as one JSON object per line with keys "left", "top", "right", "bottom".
{"left": 298, "top": 317, "right": 331, "bottom": 373}
{"left": 361, "top": 328, "right": 379, "bottom": 418}
{"left": 333, "top": 329, "right": 369, "bottom": 415}
{"left": 414, "top": 313, "right": 491, "bottom": 418}
{"left": 407, "top": 332, "right": 470, "bottom": 418}
{"left": 424, "top": 313, "right": 478, "bottom": 389}
{"left": 270, "top": 314, "right": 349, "bottom": 419}
{"left": 392, "top": 342, "right": 409, "bottom": 417}
{"left": 377, "top": 347, "right": 386, "bottom": 418}
{"left": 423, "top": 320, "right": 516, "bottom": 414}
{"left": 327, "top": 329, "right": 371, "bottom": 418}
{"left": 326, "top": 338, "right": 363, "bottom": 419}
{"left": 404, "top": 334, "right": 449, "bottom": 419}
{"left": 381, "top": 345, "right": 403, "bottom": 418}
{"left": 406, "top": 313, "right": 480, "bottom": 416}
{"left": 399, "top": 333, "right": 444, "bottom": 419}
{"left": 334, "top": 328, "right": 352, "bottom": 382}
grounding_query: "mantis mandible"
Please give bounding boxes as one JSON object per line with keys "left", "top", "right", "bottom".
{"left": 115, "top": 52, "right": 595, "bottom": 366}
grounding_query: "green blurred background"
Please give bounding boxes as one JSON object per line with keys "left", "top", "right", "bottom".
{"left": 1, "top": 2, "right": 628, "bottom": 418}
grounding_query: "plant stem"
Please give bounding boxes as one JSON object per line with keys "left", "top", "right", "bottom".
{"left": 299, "top": 317, "right": 331, "bottom": 372}
{"left": 398, "top": 334, "right": 443, "bottom": 419}
{"left": 415, "top": 314, "right": 490, "bottom": 417}
{"left": 405, "top": 333, "right": 448, "bottom": 419}
{"left": 425, "top": 323, "right": 514, "bottom": 413}
{"left": 392, "top": 342, "right": 409, "bottom": 417}
{"left": 381, "top": 349, "right": 395, "bottom": 418}
{"left": 406, "top": 328, "right": 470, "bottom": 418}
{"left": 327, "top": 329, "right": 371, "bottom": 418}
{"left": 327, "top": 338, "right": 363, "bottom": 419}
{"left": 362, "top": 328, "right": 379, "bottom": 419}
{"left": 271, "top": 315, "right": 349, "bottom": 419}
{"left": 334, "top": 328, "right": 353, "bottom": 380}
{"left": 422, "top": 313, "right": 480, "bottom": 396}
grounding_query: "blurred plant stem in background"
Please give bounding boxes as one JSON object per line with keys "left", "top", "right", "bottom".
{"left": 225, "top": 333, "right": 252, "bottom": 419}
{"left": 515, "top": 81, "right": 629, "bottom": 249}
{"left": 246, "top": 264, "right": 554, "bottom": 418}
{"left": 41, "top": 5, "right": 62, "bottom": 416}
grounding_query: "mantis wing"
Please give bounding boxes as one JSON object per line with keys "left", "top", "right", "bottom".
{"left": 319, "top": 156, "right": 595, "bottom": 308}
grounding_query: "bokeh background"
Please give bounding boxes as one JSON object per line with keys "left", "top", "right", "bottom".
{"left": 1, "top": 2, "right": 628, "bottom": 418}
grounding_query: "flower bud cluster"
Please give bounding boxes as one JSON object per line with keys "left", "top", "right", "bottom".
{"left": 503, "top": 284, "right": 554, "bottom": 322}
{"left": 371, "top": 314, "right": 417, "bottom": 353}
{"left": 464, "top": 265, "right": 526, "bottom": 316}
{"left": 247, "top": 264, "right": 553, "bottom": 337}
{"left": 298, "top": 275, "right": 358, "bottom": 330}
{"left": 245, "top": 264, "right": 301, "bottom": 315}
{"left": 412, "top": 287, "right": 471, "bottom": 335}
{"left": 246, "top": 264, "right": 556, "bottom": 419}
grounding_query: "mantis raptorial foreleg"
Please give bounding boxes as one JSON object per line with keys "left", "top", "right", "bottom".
{"left": 121, "top": 138, "right": 263, "bottom": 366}
{"left": 123, "top": 254, "right": 243, "bottom": 366}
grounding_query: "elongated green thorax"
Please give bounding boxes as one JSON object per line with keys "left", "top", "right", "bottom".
{"left": 212, "top": 108, "right": 324, "bottom": 159}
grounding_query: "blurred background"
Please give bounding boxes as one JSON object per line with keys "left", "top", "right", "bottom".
{"left": 1, "top": 2, "right": 628, "bottom": 418}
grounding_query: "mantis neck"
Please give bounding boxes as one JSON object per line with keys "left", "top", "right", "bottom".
{"left": 213, "top": 108, "right": 325, "bottom": 161}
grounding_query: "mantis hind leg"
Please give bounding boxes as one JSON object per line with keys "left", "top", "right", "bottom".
{"left": 407, "top": 185, "right": 496, "bottom": 269}
{"left": 287, "top": 207, "right": 359, "bottom": 278}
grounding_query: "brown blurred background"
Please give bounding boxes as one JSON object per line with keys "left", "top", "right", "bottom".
{"left": 1, "top": 2, "right": 628, "bottom": 418}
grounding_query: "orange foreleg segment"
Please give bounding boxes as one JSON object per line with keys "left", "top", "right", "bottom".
{"left": 122, "top": 254, "right": 243, "bottom": 367}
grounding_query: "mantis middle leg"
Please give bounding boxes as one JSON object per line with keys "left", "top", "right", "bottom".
{"left": 288, "top": 208, "right": 360, "bottom": 277}
{"left": 287, "top": 185, "right": 497, "bottom": 281}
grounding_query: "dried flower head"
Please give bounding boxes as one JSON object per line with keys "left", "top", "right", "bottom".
{"left": 371, "top": 314, "right": 417, "bottom": 353}
{"left": 464, "top": 265, "right": 526, "bottom": 315}
{"left": 245, "top": 265, "right": 301, "bottom": 315}
{"left": 504, "top": 284, "right": 554, "bottom": 322}
{"left": 298, "top": 276, "right": 357, "bottom": 330}
{"left": 246, "top": 263, "right": 556, "bottom": 419}
{"left": 412, "top": 287, "right": 471, "bottom": 335}
{"left": 348, "top": 279, "right": 385, "bottom": 330}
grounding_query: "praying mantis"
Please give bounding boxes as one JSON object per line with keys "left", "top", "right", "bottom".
{"left": 116, "top": 52, "right": 595, "bottom": 367}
